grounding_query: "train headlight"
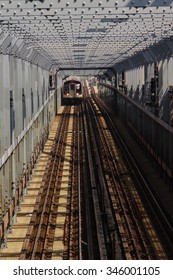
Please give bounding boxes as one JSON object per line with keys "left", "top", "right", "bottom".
{"left": 76, "top": 93, "right": 79, "bottom": 96}
{"left": 67, "top": 93, "right": 69, "bottom": 96}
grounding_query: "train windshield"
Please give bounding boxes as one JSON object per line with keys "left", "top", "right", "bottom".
{"left": 64, "top": 84, "right": 69, "bottom": 93}
{"left": 70, "top": 83, "right": 75, "bottom": 91}
{"left": 76, "top": 83, "right": 81, "bottom": 91}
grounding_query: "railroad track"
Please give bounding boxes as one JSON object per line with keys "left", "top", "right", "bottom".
{"left": 84, "top": 98, "right": 156, "bottom": 259}
{"left": 0, "top": 87, "right": 171, "bottom": 260}
{"left": 90, "top": 91, "right": 172, "bottom": 259}
{"left": 19, "top": 106, "right": 83, "bottom": 260}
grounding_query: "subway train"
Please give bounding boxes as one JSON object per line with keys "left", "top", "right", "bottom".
{"left": 61, "top": 77, "right": 83, "bottom": 105}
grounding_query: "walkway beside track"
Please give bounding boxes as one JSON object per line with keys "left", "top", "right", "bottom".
{"left": 0, "top": 107, "right": 65, "bottom": 260}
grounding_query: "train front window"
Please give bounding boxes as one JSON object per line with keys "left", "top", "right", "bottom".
{"left": 76, "top": 83, "right": 80, "bottom": 91}
{"left": 64, "top": 84, "right": 69, "bottom": 94}
{"left": 70, "top": 83, "right": 75, "bottom": 91}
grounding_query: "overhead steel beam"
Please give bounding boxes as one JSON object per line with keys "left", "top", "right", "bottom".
{"left": 58, "top": 67, "right": 109, "bottom": 70}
